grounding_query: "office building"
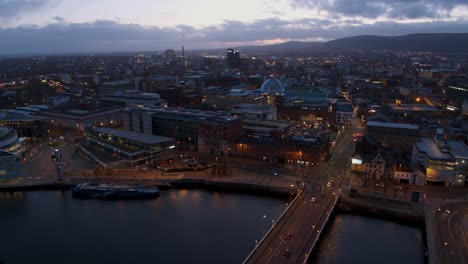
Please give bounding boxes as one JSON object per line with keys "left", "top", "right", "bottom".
{"left": 124, "top": 107, "right": 242, "bottom": 153}
{"left": 40, "top": 104, "right": 124, "bottom": 132}
{"left": 101, "top": 90, "right": 167, "bottom": 108}
{"left": 100, "top": 80, "right": 135, "bottom": 95}
{"left": 230, "top": 134, "right": 329, "bottom": 166}
{"left": 336, "top": 103, "right": 355, "bottom": 125}
{"left": 79, "top": 127, "right": 176, "bottom": 168}
{"left": 412, "top": 138, "right": 468, "bottom": 186}
{"left": 0, "top": 126, "right": 25, "bottom": 156}
{"left": 227, "top": 48, "right": 240, "bottom": 68}
{"left": 366, "top": 121, "right": 419, "bottom": 153}
{"left": 231, "top": 104, "right": 277, "bottom": 120}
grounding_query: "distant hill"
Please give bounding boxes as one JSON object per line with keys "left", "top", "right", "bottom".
{"left": 196, "top": 33, "right": 468, "bottom": 55}
{"left": 234, "top": 41, "right": 321, "bottom": 54}
{"left": 189, "top": 41, "right": 321, "bottom": 55}
{"left": 320, "top": 33, "right": 468, "bottom": 53}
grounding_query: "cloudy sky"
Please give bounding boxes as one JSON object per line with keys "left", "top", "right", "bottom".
{"left": 0, "top": 0, "right": 467, "bottom": 54}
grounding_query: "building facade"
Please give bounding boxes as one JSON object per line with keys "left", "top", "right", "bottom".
{"left": 79, "top": 127, "right": 176, "bottom": 168}
{"left": 336, "top": 103, "right": 355, "bottom": 125}
{"left": 351, "top": 152, "right": 386, "bottom": 180}
{"left": 0, "top": 126, "right": 25, "bottom": 156}
{"left": 412, "top": 138, "right": 468, "bottom": 186}
{"left": 229, "top": 135, "right": 329, "bottom": 166}
{"left": 366, "top": 121, "right": 419, "bottom": 153}
{"left": 41, "top": 105, "right": 124, "bottom": 132}
{"left": 125, "top": 107, "right": 242, "bottom": 151}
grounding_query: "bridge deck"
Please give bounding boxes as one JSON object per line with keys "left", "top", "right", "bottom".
{"left": 244, "top": 188, "right": 338, "bottom": 264}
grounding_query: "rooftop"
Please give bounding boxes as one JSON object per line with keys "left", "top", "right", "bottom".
{"left": 139, "top": 107, "right": 239, "bottom": 123}
{"left": 243, "top": 119, "right": 293, "bottom": 131}
{"left": 415, "top": 138, "right": 452, "bottom": 160}
{"left": 101, "top": 80, "right": 134, "bottom": 86}
{"left": 0, "top": 149, "right": 18, "bottom": 158}
{"left": 94, "top": 128, "right": 175, "bottom": 145}
{"left": 367, "top": 121, "right": 419, "bottom": 130}
{"left": 446, "top": 141, "right": 468, "bottom": 160}
{"left": 336, "top": 103, "right": 353, "bottom": 112}
{"left": 232, "top": 104, "right": 276, "bottom": 114}
{"left": 389, "top": 104, "right": 440, "bottom": 112}
{"left": 0, "top": 111, "right": 48, "bottom": 121}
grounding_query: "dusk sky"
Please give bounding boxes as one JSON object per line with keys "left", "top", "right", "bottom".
{"left": 1, "top": 0, "right": 468, "bottom": 54}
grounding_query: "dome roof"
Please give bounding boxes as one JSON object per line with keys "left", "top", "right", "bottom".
{"left": 0, "top": 126, "right": 11, "bottom": 138}
{"left": 260, "top": 78, "right": 285, "bottom": 95}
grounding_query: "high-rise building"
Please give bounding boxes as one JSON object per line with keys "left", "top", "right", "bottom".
{"left": 226, "top": 48, "right": 240, "bottom": 68}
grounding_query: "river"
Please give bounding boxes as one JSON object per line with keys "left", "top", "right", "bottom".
{"left": 0, "top": 190, "right": 424, "bottom": 264}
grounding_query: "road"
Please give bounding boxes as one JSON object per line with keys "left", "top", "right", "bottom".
{"left": 244, "top": 187, "right": 337, "bottom": 264}
{"left": 436, "top": 202, "right": 468, "bottom": 264}
{"left": 244, "top": 125, "right": 357, "bottom": 264}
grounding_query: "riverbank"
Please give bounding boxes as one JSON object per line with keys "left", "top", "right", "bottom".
{"left": 338, "top": 195, "right": 424, "bottom": 225}
{"left": 0, "top": 173, "right": 297, "bottom": 198}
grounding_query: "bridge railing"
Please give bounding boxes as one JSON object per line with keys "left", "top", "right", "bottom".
{"left": 302, "top": 194, "right": 338, "bottom": 264}
{"left": 242, "top": 188, "right": 304, "bottom": 264}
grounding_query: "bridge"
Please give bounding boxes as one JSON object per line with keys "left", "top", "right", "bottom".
{"left": 243, "top": 123, "right": 358, "bottom": 264}
{"left": 243, "top": 187, "right": 338, "bottom": 264}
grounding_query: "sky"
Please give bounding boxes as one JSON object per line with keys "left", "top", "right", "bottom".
{"left": 0, "top": 0, "right": 468, "bottom": 54}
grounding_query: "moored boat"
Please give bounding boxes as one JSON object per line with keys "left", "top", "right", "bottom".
{"left": 72, "top": 183, "right": 159, "bottom": 199}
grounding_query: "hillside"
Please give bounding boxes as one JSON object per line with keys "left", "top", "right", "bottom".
{"left": 320, "top": 33, "right": 468, "bottom": 53}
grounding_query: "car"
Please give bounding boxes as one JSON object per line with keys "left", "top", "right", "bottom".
{"left": 445, "top": 209, "right": 451, "bottom": 214}
{"left": 326, "top": 182, "right": 331, "bottom": 187}
{"left": 310, "top": 197, "right": 316, "bottom": 203}
{"left": 393, "top": 185, "right": 403, "bottom": 190}
{"left": 375, "top": 183, "right": 385, "bottom": 188}
{"left": 284, "top": 234, "right": 292, "bottom": 240}
{"left": 283, "top": 249, "right": 291, "bottom": 257}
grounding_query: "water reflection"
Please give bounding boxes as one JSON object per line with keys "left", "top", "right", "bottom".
{"left": 0, "top": 191, "right": 23, "bottom": 201}
{"left": 0, "top": 190, "right": 285, "bottom": 264}
{"left": 313, "top": 214, "right": 423, "bottom": 264}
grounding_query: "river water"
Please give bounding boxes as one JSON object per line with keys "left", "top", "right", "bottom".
{"left": 0, "top": 190, "right": 424, "bottom": 264}
{"left": 312, "top": 214, "right": 424, "bottom": 264}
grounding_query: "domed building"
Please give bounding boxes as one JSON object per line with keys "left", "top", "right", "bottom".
{"left": 0, "top": 126, "right": 25, "bottom": 156}
{"left": 260, "top": 78, "right": 285, "bottom": 95}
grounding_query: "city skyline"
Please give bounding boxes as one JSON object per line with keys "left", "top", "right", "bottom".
{"left": 1, "top": 0, "right": 468, "bottom": 54}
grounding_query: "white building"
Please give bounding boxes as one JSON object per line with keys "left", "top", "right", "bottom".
{"left": 336, "top": 103, "right": 355, "bottom": 126}
{"left": 351, "top": 152, "right": 386, "bottom": 180}
{"left": 412, "top": 138, "right": 468, "bottom": 186}
{"left": 393, "top": 168, "right": 426, "bottom": 186}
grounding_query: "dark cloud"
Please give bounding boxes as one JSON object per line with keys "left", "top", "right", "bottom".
{"left": 293, "top": 0, "right": 468, "bottom": 19}
{"left": 52, "top": 16, "right": 65, "bottom": 23}
{"left": 0, "top": 18, "right": 468, "bottom": 54}
{"left": 0, "top": 0, "right": 52, "bottom": 18}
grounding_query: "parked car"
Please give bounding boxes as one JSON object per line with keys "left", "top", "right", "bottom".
{"left": 375, "top": 183, "right": 385, "bottom": 188}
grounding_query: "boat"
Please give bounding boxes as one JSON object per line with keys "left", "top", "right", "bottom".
{"left": 72, "top": 183, "right": 160, "bottom": 199}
